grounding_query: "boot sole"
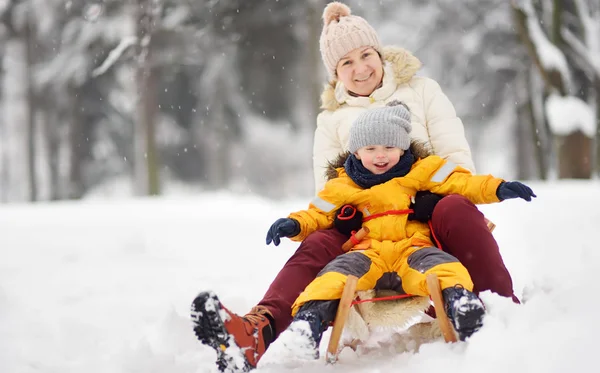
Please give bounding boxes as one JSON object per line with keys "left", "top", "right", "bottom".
{"left": 454, "top": 303, "right": 485, "bottom": 341}
{"left": 191, "top": 292, "right": 253, "bottom": 372}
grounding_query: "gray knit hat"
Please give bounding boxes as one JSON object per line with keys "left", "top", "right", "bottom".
{"left": 348, "top": 100, "right": 412, "bottom": 153}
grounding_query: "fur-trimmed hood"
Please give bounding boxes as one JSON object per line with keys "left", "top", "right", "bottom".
{"left": 320, "top": 46, "right": 422, "bottom": 111}
{"left": 324, "top": 141, "right": 433, "bottom": 181}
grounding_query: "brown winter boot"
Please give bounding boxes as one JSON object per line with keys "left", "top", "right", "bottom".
{"left": 191, "top": 291, "right": 274, "bottom": 372}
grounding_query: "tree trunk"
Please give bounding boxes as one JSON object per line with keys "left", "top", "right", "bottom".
{"left": 67, "top": 84, "right": 84, "bottom": 199}
{"left": 596, "top": 78, "right": 600, "bottom": 177}
{"left": 24, "top": 9, "right": 37, "bottom": 201}
{"left": 511, "top": 3, "right": 567, "bottom": 95}
{"left": 0, "top": 122, "right": 7, "bottom": 202}
{"left": 526, "top": 67, "right": 548, "bottom": 180}
{"left": 556, "top": 131, "right": 592, "bottom": 179}
{"left": 2, "top": 38, "right": 31, "bottom": 202}
{"left": 204, "top": 80, "right": 229, "bottom": 189}
{"left": 516, "top": 66, "right": 546, "bottom": 180}
{"left": 307, "top": 0, "right": 324, "bottom": 123}
{"left": 42, "top": 102, "right": 61, "bottom": 200}
{"left": 133, "top": 0, "right": 160, "bottom": 196}
{"left": 513, "top": 0, "right": 594, "bottom": 179}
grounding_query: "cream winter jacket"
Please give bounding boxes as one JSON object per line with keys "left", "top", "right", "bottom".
{"left": 313, "top": 46, "right": 475, "bottom": 193}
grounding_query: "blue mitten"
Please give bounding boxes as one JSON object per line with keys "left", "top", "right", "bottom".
{"left": 496, "top": 181, "right": 536, "bottom": 201}
{"left": 266, "top": 218, "right": 301, "bottom": 246}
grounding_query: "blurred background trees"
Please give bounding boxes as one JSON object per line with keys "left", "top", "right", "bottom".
{"left": 0, "top": 0, "right": 597, "bottom": 203}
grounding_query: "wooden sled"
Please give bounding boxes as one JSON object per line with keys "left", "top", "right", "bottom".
{"left": 325, "top": 219, "right": 497, "bottom": 364}
{"left": 325, "top": 273, "right": 457, "bottom": 363}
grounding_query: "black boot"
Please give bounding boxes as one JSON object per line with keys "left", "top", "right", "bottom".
{"left": 279, "top": 300, "right": 338, "bottom": 360}
{"left": 442, "top": 285, "right": 485, "bottom": 341}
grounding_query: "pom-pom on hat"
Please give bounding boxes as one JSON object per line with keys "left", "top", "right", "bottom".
{"left": 319, "top": 2, "right": 382, "bottom": 78}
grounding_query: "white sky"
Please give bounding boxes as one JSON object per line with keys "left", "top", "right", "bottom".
{"left": 1, "top": 181, "right": 599, "bottom": 373}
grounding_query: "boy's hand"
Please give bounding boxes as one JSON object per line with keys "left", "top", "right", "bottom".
{"left": 408, "top": 191, "right": 443, "bottom": 222}
{"left": 266, "top": 218, "right": 301, "bottom": 246}
{"left": 496, "top": 181, "right": 536, "bottom": 201}
{"left": 333, "top": 205, "right": 363, "bottom": 237}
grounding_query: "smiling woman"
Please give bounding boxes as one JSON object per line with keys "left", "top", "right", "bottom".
{"left": 189, "top": 2, "right": 520, "bottom": 372}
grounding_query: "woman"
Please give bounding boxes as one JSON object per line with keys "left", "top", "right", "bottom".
{"left": 191, "top": 2, "right": 518, "bottom": 372}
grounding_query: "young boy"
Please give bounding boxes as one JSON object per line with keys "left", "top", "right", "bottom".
{"left": 264, "top": 101, "right": 535, "bottom": 358}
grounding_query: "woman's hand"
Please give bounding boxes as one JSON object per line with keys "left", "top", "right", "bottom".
{"left": 408, "top": 191, "right": 444, "bottom": 222}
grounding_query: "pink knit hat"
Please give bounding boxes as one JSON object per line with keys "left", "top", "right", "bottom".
{"left": 319, "top": 2, "right": 382, "bottom": 78}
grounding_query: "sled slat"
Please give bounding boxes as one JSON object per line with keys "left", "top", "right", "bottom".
{"left": 426, "top": 273, "right": 458, "bottom": 343}
{"left": 326, "top": 275, "right": 358, "bottom": 364}
{"left": 341, "top": 227, "right": 370, "bottom": 252}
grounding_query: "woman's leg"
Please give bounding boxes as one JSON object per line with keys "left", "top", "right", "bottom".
{"left": 258, "top": 228, "right": 348, "bottom": 336}
{"left": 430, "top": 195, "right": 520, "bottom": 303}
{"left": 191, "top": 229, "right": 347, "bottom": 371}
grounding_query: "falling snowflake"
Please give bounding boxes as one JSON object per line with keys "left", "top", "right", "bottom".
{"left": 83, "top": 3, "right": 104, "bottom": 22}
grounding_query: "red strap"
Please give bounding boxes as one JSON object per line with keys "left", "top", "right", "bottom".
{"left": 428, "top": 220, "right": 443, "bottom": 250}
{"left": 337, "top": 204, "right": 357, "bottom": 221}
{"left": 362, "top": 209, "right": 414, "bottom": 222}
{"left": 351, "top": 293, "right": 413, "bottom": 305}
{"left": 349, "top": 230, "right": 361, "bottom": 245}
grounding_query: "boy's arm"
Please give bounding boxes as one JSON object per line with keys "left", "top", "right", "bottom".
{"left": 417, "top": 157, "right": 503, "bottom": 204}
{"left": 288, "top": 179, "right": 349, "bottom": 241}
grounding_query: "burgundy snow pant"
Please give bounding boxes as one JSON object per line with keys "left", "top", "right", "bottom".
{"left": 257, "top": 194, "right": 518, "bottom": 338}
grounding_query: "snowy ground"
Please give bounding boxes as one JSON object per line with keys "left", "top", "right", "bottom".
{"left": 1, "top": 180, "right": 598, "bottom": 373}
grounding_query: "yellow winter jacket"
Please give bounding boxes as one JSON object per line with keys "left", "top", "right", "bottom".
{"left": 289, "top": 156, "right": 503, "bottom": 250}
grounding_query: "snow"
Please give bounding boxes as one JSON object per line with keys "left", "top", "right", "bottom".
{"left": 545, "top": 94, "right": 596, "bottom": 137}
{"left": 572, "top": 0, "right": 600, "bottom": 77}
{"left": 92, "top": 36, "right": 138, "bottom": 77}
{"left": 516, "top": 0, "right": 571, "bottom": 91}
{"left": 1, "top": 180, "right": 599, "bottom": 373}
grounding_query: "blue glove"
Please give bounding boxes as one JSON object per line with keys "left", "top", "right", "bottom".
{"left": 496, "top": 181, "right": 536, "bottom": 201}
{"left": 266, "top": 218, "right": 301, "bottom": 246}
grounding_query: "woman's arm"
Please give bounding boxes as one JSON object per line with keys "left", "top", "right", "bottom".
{"left": 313, "top": 111, "right": 343, "bottom": 193}
{"left": 422, "top": 78, "right": 476, "bottom": 173}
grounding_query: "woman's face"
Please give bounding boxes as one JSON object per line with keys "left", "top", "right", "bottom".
{"left": 336, "top": 47, "right": 384, "bottom": 97}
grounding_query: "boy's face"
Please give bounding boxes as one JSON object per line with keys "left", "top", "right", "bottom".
{"left": 355, "top": 145, "right": 404, "bottom": 175}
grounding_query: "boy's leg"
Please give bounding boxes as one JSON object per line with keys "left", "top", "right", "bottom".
{"left": 397, "top": 247, "right": 485, "bottom": 341}
{"left": 431, "top": 194, "right": 520, "bottom": 303}
{"left": 279, "top": 300, "right": 340, "bottom": 360}
{"left": 398, "top": 246, "right": 473, "bottom": 295}
{"left": 281, "top": 251, "right": 383, "bottom": 360}
{"left": 291, "top": 250, "right": 384, "bottom": 315}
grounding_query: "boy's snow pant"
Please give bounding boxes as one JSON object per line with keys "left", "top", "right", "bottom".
{"left": 257, "top": 194, "right": 517, "bottom": 338}
{"left": 291, "top": 245, "right": 472, "bottom": 315}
